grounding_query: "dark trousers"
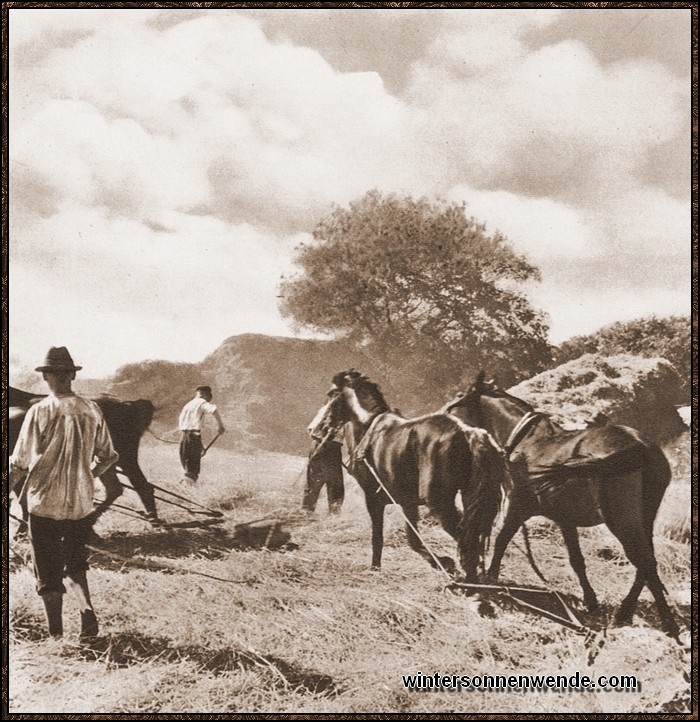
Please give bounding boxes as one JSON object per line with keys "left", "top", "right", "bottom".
{"left": 302, "top": 441, "right": 345, "bottom": 513}
{"left": 180, "top": 431, "right": 203, "bottom": 480}
{"left": 29, "top": 514, "right": 92, "bottom": 596}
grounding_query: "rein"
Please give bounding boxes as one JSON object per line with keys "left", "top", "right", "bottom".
{"left": 118, "top": 479, "right": 224, "bottom": 518}
{"left": 353, "top": 411, "right": 391, "bottom": 455}
{"left": 146, "top": 427, "right": 180, "bottom": 444}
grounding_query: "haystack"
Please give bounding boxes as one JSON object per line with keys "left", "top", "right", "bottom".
{"left": 509, "top": 354, "right": 686, "bottom": 444}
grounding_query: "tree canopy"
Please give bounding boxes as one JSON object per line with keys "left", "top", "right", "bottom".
{"left": 279, "top": 190, "right": 552, "bottom": 401}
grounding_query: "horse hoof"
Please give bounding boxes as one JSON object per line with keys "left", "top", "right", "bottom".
{"left": 476, "top": 595, "right": 496, "bottom": 618}
{"left": 613, "top": 610, "right": 633, "bottom": 627}
{"left": 585, "top": 597, "right": 599, "bottom": 613}
{"left": 437, "top": 556, "right": 456, "bottom": 575}
{"left": 663, "top": 621, "right": 681, "bottom": 641}
{"left": 465, "top": 594, "right": 496, "bottom": 618}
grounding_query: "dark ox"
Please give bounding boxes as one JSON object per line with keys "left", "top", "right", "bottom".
{"left": 8, "top": 386, "right": 158, "bottom": 523}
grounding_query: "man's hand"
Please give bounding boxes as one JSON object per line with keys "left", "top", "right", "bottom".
{"left": 9, "top": 467, "right": 28, "bottom": 498}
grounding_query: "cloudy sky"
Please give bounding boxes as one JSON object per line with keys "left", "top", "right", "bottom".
{"left": 8, "top": 7, "right": 692, "bottom": 378}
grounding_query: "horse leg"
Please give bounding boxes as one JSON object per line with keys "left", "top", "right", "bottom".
{"left": 365, "top": 496, "right": 386, "bottom": 569}
{"left": 558, "top": 523, "right": 598, "bottom": 611}
{"left": 434, "top": 490, "right": 478, "bottom": 579}
{"left": 429, "top": 496, "right": 461, "bottom": 540}
{"left": 403, "top": 504, "right": 455, "bottom": 575}
{"left": 599, "top": 471, "right": 679, "bottom": 638}
{"left": 613, "top": 540, "right": 678, "bottom": 638}
{"left": 486, "top": 499, "right": 528, "bottom": 581}
{"left": 91, "top": 467, "right": 123, "bottom": 523}
{"left": 614, "top": 454, "right": 669, "bottom": 628}
{"left": 120, "top": 460, "right": 158, "bottom": 522}
{"left": 615, "top": 571, "right": 646, "bottom": 625}
{"left": 438, "top": 506, "right": 464, "bottom": 577}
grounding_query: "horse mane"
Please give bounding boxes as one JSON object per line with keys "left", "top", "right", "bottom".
{"left": 346, "top": 374, "right": 391, "bottom": 414}
{"left": 478, "top": 381, "right": 535, "bottom": 416}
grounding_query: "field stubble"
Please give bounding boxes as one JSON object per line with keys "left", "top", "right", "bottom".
{"left": 8, "top": 437, "right": 692, "bottom": 714}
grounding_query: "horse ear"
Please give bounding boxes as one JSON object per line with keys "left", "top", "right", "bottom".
{"left": 332, "top": 371, "right": 347, "bottom": 388}
{"left": 475, "top": 370, "right": 486, "bottom": 386}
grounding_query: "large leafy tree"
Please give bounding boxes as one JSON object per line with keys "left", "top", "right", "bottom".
{"left": 280, "top": 191, "right": 552, "bottom": 403}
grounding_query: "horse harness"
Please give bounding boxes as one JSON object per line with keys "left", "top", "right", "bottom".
{"left": 502, "top": 409, "right": 630, "bottom": 510}
{"left": 502, "top": 410, "right": 586, "bottom": 504}
{"left": 503, "top": 411, "right": 546, "bottom": 457}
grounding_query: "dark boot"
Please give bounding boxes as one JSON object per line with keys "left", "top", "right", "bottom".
{"left": 80, "top": 609, "right": 99, "bottom": 640}
{"left": 42, "top": 591, "right": 63, "bottom": 638}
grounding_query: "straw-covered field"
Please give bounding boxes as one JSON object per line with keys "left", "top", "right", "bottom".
{"left": 8, "top": 436, "right": 692, "bottom": 714}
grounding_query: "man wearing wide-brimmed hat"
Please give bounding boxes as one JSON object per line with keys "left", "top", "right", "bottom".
{"left": 9, "top": 346, "right": 119, "bottom": 640}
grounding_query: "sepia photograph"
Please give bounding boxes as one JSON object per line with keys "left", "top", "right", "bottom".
{"left": 5, "top": 4, "right": 694, "bottom": 716}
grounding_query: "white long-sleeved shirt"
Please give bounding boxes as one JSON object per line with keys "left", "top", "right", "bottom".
{"left": 9, "top": 394, "right": 119, "bottom": 520}
{"left": 179, "top": 397, "right": 219, "bottom": 431}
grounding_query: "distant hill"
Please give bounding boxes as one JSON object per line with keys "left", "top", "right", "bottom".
{"left": 106, "top": 318, "right": 691, "bottom": 455}
{"left": 201, "top": 334, "right": 372, "bottom": 453}
{"left": 108, "top": 334, "right": 378, "bottom": 455}
{"left": 7, "top": 373, "right": 109, "bottom": 398}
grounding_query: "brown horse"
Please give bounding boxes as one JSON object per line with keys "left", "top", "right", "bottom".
{"left": 445, "top": 371, "right": 680, "bottom": 637}
{"left": 309, "top": 370, "right": 506, "bottom": 579}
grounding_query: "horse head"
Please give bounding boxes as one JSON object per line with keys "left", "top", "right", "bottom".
{"left": 309, "top": 370, "right": 391, "bottom": 444}
{"left": 129, "top": 399, "right": 156, "bottom": 433}
{"left": 331, "top": 368, "right": 361, "bottom": 390}
{"left": 443, "top": 371, "right": 492, "bottom": 426}
{"left": 307, "top": 371, "right": 354, "bottom": 443}
{"left": 343, "top": 373, "right": 389, "bottom": 420}
{"left": 444, "top": 371, "right": 529, "bottom": 435}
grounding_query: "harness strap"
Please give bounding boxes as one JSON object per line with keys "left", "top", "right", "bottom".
{"left": 504, "top": 411, "right": 545, "bottom": 456}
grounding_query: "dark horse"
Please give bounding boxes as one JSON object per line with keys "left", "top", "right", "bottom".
{"left": 9, "top": 386, "right": 158, "bottom": 524}
{"left": 310, "top": 371, "right": 506, "bottom": 579}
{"left": 445, "top": 371, "right": 680, "bottom": 637}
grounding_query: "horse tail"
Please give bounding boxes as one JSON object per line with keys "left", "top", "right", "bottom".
{"left": 458, "top": 427, "right": 508, "bottom": 580}
{"left": 641, "top": 444, "right": 672, "bottom": 533}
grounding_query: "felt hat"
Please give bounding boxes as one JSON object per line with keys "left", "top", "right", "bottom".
{"left": 35, "top": 346, "right": 82, "bottom": 372}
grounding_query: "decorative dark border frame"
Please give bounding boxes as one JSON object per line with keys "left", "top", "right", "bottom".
{"left": 1, "top": 3, "right": 697, "bottom": 720}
